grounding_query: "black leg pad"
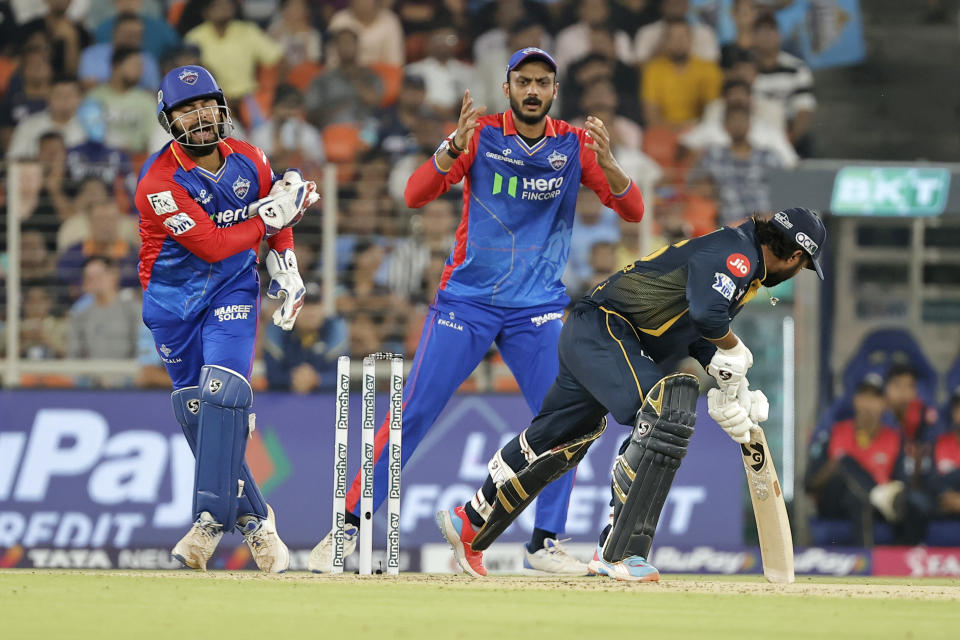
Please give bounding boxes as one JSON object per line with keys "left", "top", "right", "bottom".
{"left": 470, "top": 417, "right": 607, "bottom": 551}
{"left": 601, "top": 373, "right": 699, "bottom": 563}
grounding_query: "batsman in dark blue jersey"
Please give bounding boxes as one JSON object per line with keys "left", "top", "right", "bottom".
{"left": 437, "top": 207, "right": 827, "bottom": 580}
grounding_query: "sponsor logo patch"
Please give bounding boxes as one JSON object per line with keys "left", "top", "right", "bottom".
{"left": 484, "top": 151, "right": 525, "bottom": 166}
{"left": 726, "top": 253, "right": 751, "bottom": 277}
{"left": 795, "top": 231, "right": 819, "bottom": 254}
{"left": 147, "top": 191, "right": 177, "bottom": 215}
{"left": 232, "top": 176, "right": 251, "bottom": 199}
{"left": 208, "top": 379, "right": 222, "bottom": 394}
{"left": 213, "top": 304, "right": 252, "bottom": 322}
{"left": 530, "top": 312, "right": 563, "bottom": 327}
{"left": 162, "top": 213, "right": 195, "bottom": 235}
{"left": 712, "top": 272, "right": 736, "bottom": 300}
{"left": 193, "top": 188, "right": 212, "bottom": 205}
{"left": 774, "top": 211, "right": 793, "bottom": 228}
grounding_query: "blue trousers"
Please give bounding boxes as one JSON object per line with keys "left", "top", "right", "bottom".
{"left": 345, "top": 288, "right": 576, "bottom": 534}
{"left": 142, "top": 273, "right": 260, "bottom": 389}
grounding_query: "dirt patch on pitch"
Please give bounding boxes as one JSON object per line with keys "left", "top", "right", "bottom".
{"left": 7, "top": 570, "right": 959, "bottom": 600}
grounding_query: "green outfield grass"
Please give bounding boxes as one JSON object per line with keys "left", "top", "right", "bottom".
{"left": 2, "top": 572, "right": 959, "bottom": 639}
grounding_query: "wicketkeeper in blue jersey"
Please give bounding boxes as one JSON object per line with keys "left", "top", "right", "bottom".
{"left": 138, "top": 65, "right": 318, "bottom": 571}
{"left": 308, "top": 47, "right": 645, "bottom": 575}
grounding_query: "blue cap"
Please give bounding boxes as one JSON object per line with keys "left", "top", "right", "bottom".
{"left": 771, "top": 207, "right": 826, "bottom": 279}
{"left": 156, "top": 65, "right": 225, "bottom": 118}
{"left": 505, "top": 47, "right": 557, "bottom": 80}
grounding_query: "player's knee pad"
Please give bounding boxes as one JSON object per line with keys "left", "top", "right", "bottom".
{"left": 470, "top": 417, "right": 607, "bottom": 552}
{"left": 602, "top": 373, "right": 699, "bottom": 563}
{"left": 171, "top": 386, "right": 201, "bottom": 450}
{"left": 194, "top": 365, "right": 255, "bottom": 527}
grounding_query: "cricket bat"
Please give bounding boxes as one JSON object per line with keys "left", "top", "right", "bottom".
{"left": 740, "top": 426, "right": 795, "bottom": 584}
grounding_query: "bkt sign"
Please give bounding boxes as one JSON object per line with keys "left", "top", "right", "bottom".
{"left": 831, "top": 166, "right": 951, "bottom": 216}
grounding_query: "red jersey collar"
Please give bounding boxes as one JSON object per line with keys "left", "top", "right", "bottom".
{"left": 502, "top": 110, "right": 557, "bottom": 138}
{"left": 170, "top": 138, "right": 235, "bottom": 172}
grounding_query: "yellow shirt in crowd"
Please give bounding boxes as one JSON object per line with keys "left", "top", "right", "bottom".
{"left": 185, "top": 20, "right": 284, "bottom": 98}
{"left": 642, "top": 56, "right": 723, "bottom": 125}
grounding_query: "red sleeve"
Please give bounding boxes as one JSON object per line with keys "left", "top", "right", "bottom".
{"left": 577, "top": 129, "right": 644, "bottom": 222}
{"left": 404, "top": 129, "right": 480, "bottom": 208}
{"left": 267, "top": 227, "right": 294, "bottom": 252}
{"left": 136, "top": 175, "right": 266, "bottom": 263}
{"left": 231, "top": 138, "right": 296, "bottom": 253}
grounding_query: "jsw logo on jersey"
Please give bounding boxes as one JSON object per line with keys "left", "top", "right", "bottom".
{"left": 210, "top": 207, "right": 250, "bottom": 226}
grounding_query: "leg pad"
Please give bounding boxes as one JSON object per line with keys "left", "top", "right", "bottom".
{"left": 471, "top": 417, "right": 607, "bottom": 551}
{"left": 601, "top": 374, "right": 699, "bottom": 563}
{"left": 193, "top": 365, "right": 254, "bottom": 527}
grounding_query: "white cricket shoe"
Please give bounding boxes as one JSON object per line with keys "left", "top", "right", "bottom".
{"left": 523, "top": 538, "right": 590, "bottom": 576}
{"left": 239, "top": 505, "right": 290, "bottom": 573}
{"left": 172, "top": 511, "right": 224, "bottom": 571}
{"left": 307, "top": 523, "right": 359, "bottom": 573}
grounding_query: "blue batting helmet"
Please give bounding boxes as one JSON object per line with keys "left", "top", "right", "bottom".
{"left": 156, "top": 65, "right": 226, "bottom": 133}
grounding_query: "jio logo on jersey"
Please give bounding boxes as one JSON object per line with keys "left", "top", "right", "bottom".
{"left": 726, "top": 253, "right": 751, "bottom": 277}
{"left": 233, "top": 176, "right": 251, "bottom": 199}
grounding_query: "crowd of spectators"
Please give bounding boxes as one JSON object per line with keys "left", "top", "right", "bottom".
{"left": 806, "top": 364, "right": 960, "bottom": 546}
{"left": 0, "top": 0, "right": 821, "bottom": 392}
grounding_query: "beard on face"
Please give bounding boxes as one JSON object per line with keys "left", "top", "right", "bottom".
{"left": 762, "top": 262, "right": 803, "bottom": 287}
{"left": 172, "top": 118, "right": 221, "bottom": 156}
{"left": 509, "top": 93, "right": 553, "bottom": 125}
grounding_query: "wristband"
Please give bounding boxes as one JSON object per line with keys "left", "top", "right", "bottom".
{"left": 448, "top": 137, "right": 464, "bottom": 154}
{"left": 445, "top": 146, "right": 461, "bottom": 160}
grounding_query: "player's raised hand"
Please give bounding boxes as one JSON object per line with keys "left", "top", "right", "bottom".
{"left": 584, "top": 115, "right": 615, "bottom": 169}
{"left": 451, "top": 89, "right": 486, "bottom": 151}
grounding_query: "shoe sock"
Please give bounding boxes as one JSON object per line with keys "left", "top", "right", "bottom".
{"left": 464, "top": 502, "right": 486, "bottom": 529}
{"left": 527, "top": 528, "right": 557, "bottom": 553}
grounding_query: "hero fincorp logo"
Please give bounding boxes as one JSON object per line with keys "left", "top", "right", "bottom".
{"left": 0, "top": 409, "right": 194, "bottom": 548}
{"left": 213, "top": 304, "right": 252, "bottom": 321}
{"left": 210, "top": 207, "right": 250, "bottom": 226}
{"left": 492, "top": 172, "right": 564, "bottom": 200}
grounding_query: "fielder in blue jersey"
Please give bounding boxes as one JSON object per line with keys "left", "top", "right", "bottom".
{"left": 137, "top": 65, "right": 318, "bottom": 572}
{"left": 308, "top": 48, "right": 645, "bottom": 575}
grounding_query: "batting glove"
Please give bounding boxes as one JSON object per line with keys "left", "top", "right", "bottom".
{"left": 265, "top": 248, "right": 306, "bottom": 330}
{"left": 254, "top": 170, "right": 320, "bottom": 237}
{"left": 737, "top": 380, "right": 769, "bottom": 425}
{"left": 707, "top": 388, "right": 755, "bottom": 444}
{"left": 706, "top": 340, "right": 754, "bottom": 401}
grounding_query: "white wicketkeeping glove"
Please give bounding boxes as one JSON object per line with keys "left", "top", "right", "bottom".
{"left": 707, "top": 388, "right": 755, "bottom": 444}
{"left": 265, "top": 248, "right": 305, "bottom": 330}
{"left": 737, "top": 379, "right": 769, "bottom": 425}
{"left": 253, "top": 170, "right": 320, "bottom": 237}
{"left": 706, "top": 340, "right": 754, "bottom": 401}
